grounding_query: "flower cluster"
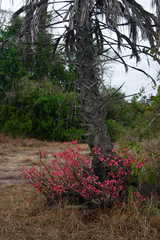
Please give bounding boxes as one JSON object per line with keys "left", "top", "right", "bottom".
{"left": 20, "top": 142, "right": 148, "bottom": 207}
{"left": 133, "top": 192, "right": 146, "bottom": 202}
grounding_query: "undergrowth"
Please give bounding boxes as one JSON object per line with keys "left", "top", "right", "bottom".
{"left": 20, "top": 140, "right": 158, "bottom": 209}
{"left": 0, "top": 136, "right": 160, "bottom": 240}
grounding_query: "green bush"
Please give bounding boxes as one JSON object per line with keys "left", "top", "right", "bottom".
{"left": 106, "top": 119, "right": 125, "bottom": 141}
{"left": 0, "top": 80, "right": 84, "bottom": 141}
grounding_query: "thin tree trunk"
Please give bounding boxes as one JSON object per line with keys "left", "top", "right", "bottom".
{"left": 75, "top": 8, "right": 115, "bottom": 182}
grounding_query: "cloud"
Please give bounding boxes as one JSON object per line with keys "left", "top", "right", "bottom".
{"left": 109, "top": 56, "right": 159, "bottom": 97}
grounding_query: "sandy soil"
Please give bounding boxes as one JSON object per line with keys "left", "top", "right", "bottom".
{"left": 0, "top": 134, "right": 90, "bottom": 188}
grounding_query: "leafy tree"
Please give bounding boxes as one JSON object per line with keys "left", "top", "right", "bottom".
{"left": 0, "top": 17, "right": 27, "bottom": 93}
{"left": 100, "top": 87, "right": 149, "bottom": 141}
{"left": 0, "top": 16, "right": 78, "bottom": 140}
{"left": 2, "top": 0, "right": 160, "bottom": 181}
{"left": 0, "top": 79, "right": 84, "bottom": 141}
{"left": 0, "top": 16, "right": 75, "bottom": 95}
{"left": 144, "top": 84, "right": 160, "bottom": 136}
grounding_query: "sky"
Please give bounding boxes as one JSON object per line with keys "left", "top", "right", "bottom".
{"left": 1, "top": 0, "right": 160, "bottom": 98}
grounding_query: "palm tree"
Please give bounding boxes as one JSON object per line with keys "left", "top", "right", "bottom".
{"left": 152, "top": 0, "right": 160, "bottom": 46}
{"left": 3, "top": 0, "right": 160, "bottom": 181}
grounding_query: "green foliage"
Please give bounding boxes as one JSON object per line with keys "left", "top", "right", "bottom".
{"left": 126, "top": 140, "right": 158, "bottom": 185}
{"left": 0, "top": 17, "right": 28, "bottom": 93}
{"left": 102, "top": 87, "right": 147, "bottom": 141}
{"left": 106, "top": 119, "right": 125, "bottom": 141}
{"left": 103, "top": 87, "right": 145, "bottom": 126}
{"left": 134, "top": 85, "right": 160, "bottom": 139}
{"left": 102, "top": 85, "right": 160, "bottom": 141}
{"left": 0, "top": 16, "right": 76, "bottom": 98}
{"left": 0, "top": 16, "right": 79, "bottom": 141}
{"left": 1, "top": 16, "right": 160, "bottom": 143}
{"left": 0, "top": 80, "right": 84, "bottom": 141}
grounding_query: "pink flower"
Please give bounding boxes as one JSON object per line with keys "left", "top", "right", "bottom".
{"left": 42, "top": 150, "right": 48, "bottom": 158}
{"left": 71, "top": 140, "right": 78, "bottom": 144}
{"left": 21, "top": 143, "right": 148, "bottom": 208}
{"left": 76, "top": 145, "right": 82, "bottom": 151}
{"left": 118, "top": 185, "right": 123, "bottom": 190}
{"left": 50, "top": 152, "right": 54, "bottom": 157}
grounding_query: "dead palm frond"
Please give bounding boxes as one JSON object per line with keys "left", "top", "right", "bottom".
{"left": 1, "top": 0, "right": 158, "bottom": 76}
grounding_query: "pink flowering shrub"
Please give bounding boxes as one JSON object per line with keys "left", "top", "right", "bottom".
{"left": 20, "top": 140, "right": 148, "bottom": 207}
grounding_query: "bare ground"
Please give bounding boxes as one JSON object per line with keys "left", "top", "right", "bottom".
{"left": 0, "top": 133, "right": 90, "bottom": 188}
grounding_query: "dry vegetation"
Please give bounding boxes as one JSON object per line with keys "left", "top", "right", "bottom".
{"left": 0, "top": 133, "right": 160, "bottom": 240}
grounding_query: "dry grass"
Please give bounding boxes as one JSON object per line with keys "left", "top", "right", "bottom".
{"left": 0, "top": 133, "right": 90, "bottom": 155}
{"left": 0, "top": 183, "right": 160, "bottom": 240}
{"left": 115, "top": 133, "right": 160, "bottom": 207}
{"left": 115, "top": 132, "right": 160, "bottom": 184}
{"left": 115, "top": 131, "right": 160, "bottom": 156}
{"left": 0, "top": 133, "right": 160, "bottom": 239}
{"left": 0, "top": 133, "right": 56, "bottom": 150}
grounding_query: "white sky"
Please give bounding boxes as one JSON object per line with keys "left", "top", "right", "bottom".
{"left": 1, "top": 0, "right": 160, "bottom": 98}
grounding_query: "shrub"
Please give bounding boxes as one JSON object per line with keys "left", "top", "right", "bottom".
{"left": 106, "top": 119, "right": 125, "bottom": 141}
{"left": 0, "top": 80, "right": 84, "bottom": 141}
{"left": 20, "top": 141, "right": 148, "bottom": 208}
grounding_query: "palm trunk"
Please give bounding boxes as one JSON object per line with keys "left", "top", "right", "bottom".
{"left": 76, "top": 9, "right": 115, "bottom": 182}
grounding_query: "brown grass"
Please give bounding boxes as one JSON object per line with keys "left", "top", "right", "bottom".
{"left": 0, "top": 133, "right": 90, "bottom": 150}
{"left": 0, "top": 133, "right": 160, "bottom": 239}
{"left": 0, "top": 183, "right": 160, "bottom": 240}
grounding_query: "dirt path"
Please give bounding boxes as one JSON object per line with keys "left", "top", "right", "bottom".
{"left": 0, "top": 134, "right": 89, "bottom": 188}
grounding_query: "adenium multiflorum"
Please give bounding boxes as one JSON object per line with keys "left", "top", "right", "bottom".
{"left": 20, "top": 140, "right": 147, "bottom": 207}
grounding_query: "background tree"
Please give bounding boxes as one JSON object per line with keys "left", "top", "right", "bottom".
{"left": 0, "top": 17, "right": 81, "bottom": 141}
{"left": 0, "top": 15, "right": 76, "bottom": 94}
{"left": 1, "top": 0, "right": 160, "bottom": 181}
{"left": 0, "top": 17, "right": 27, "bottom": 93}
